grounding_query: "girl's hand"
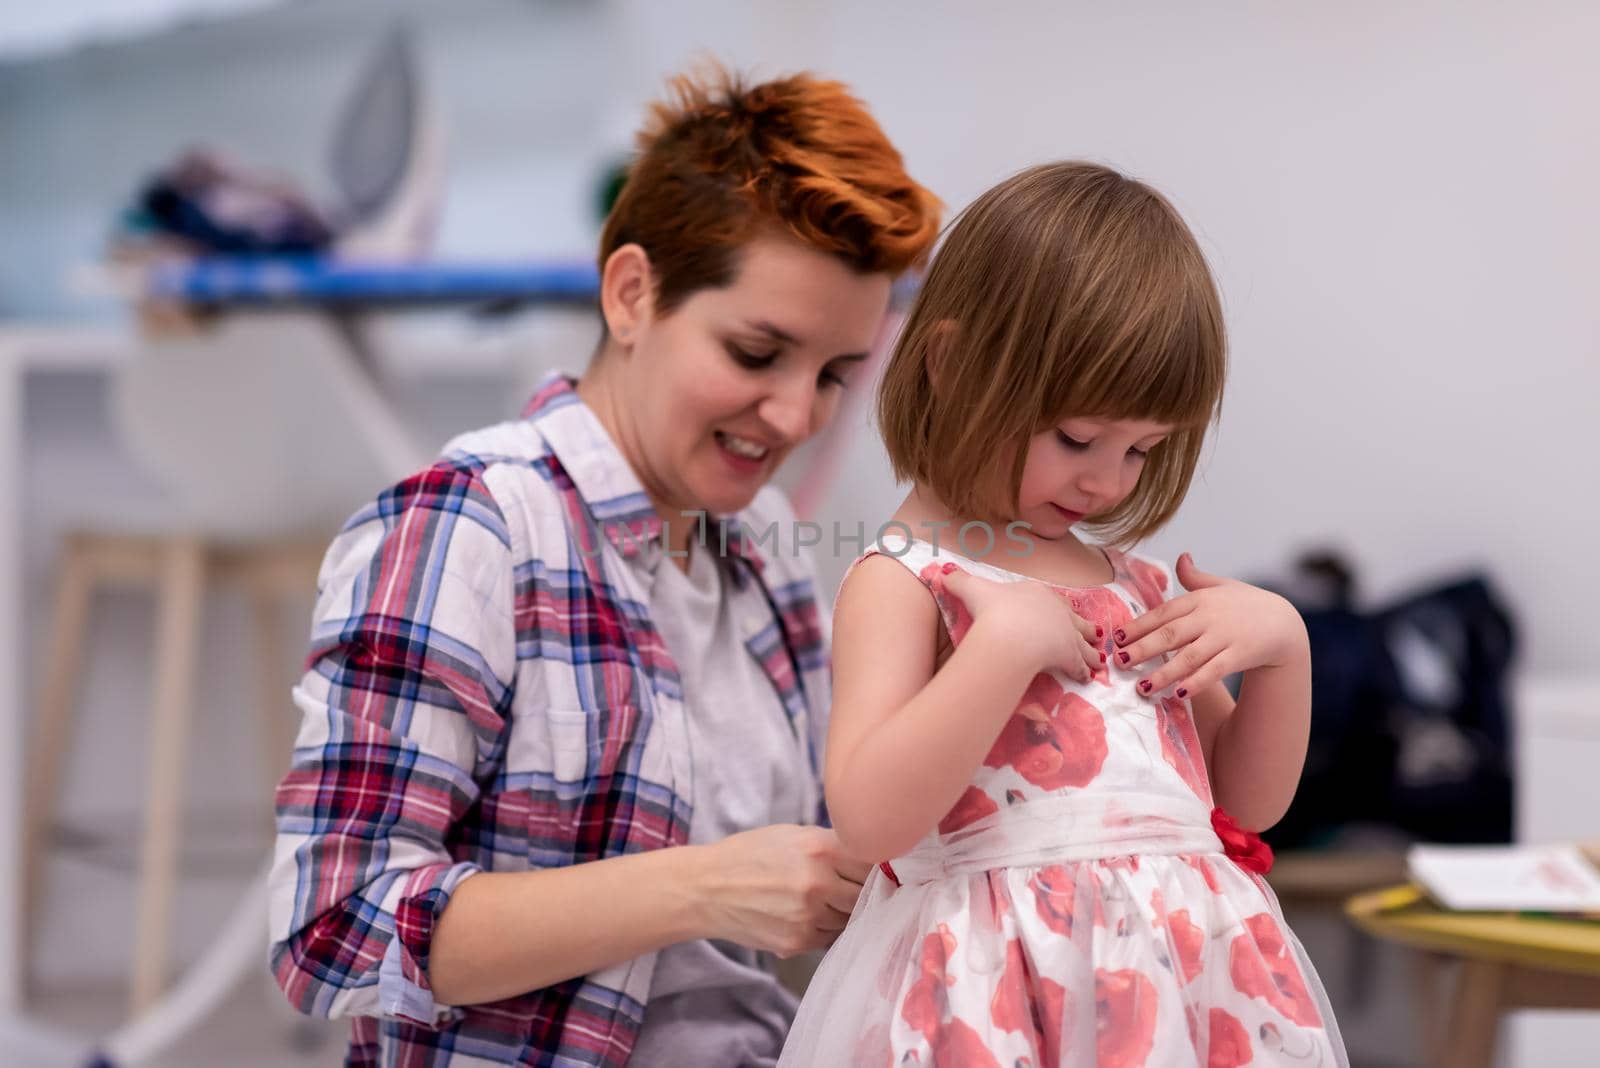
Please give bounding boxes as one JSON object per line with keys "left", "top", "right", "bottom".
{"left": 940, "top": 568, "right": 1104, "bottom": 682}
{"left": 1112, "top": 553, "right": 1309, "bottom": 699}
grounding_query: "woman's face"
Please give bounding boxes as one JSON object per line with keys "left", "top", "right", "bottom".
{"left": 613, "top": 233, "right": 892, "bottom": 519}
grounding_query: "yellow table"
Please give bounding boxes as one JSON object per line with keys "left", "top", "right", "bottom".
{"left": 1346, "top": 883, "right": 1600, "bottom": 1068}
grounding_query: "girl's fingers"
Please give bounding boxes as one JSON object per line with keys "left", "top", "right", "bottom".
{"left": 1071, "top": 611, "right": 1101, "bottom": 645}
{"left": 1138, "top": 638, "right": 1226, "bottom": 697}
{"left": 1116, "top": 613, "right": 1203, "bottom": 669}
{"left": 1160, "top": 653, "right": 1231, "bottom": 702}
{"left": 938, "top": 568, "right": 989, "bottom": 601}
{"left": 1112, "top": 595, "right": 1195, "bottom": 649}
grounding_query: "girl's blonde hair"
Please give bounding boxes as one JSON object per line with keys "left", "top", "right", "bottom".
{"left": 877, "top": 161, "right": 1227, "bottom": 545}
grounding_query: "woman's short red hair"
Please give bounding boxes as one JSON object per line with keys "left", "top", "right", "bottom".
{"left": 599, "top": 66, "right": 941, "bottom": 317}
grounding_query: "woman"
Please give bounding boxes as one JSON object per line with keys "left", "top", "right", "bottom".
{"left": 268, "top": 67, "right": 940, "bottom": 1066}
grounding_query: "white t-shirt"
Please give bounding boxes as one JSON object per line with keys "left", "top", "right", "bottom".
{"left": 629, "top": 537, "right": 813, "bottom": 1067}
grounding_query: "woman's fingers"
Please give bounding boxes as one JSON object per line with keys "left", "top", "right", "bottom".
{"left": 824, "top": 876, "right": 864, "bottom": 917}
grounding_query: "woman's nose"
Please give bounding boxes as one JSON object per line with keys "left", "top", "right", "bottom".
{"left": 758, "top": 377, "right": 816, "bottom": 443}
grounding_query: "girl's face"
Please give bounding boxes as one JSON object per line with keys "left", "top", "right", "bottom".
{"left": 615, "top": 232, "right": 891, "bottom": 519}
{"left": 1013, "top": 416, "right": 1175, "bottom": 539}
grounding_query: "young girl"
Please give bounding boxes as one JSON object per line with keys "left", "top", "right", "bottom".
{"left": 779, "top": 163, "right": 1347, "bottom": 1066}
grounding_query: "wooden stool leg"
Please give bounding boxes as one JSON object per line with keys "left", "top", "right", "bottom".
{"left": 20, "top": 538, "right": 98, "bottom": 995}
{"left": 1410, "top": 950, "right": 1447, "bottom": 1066}
{"left": 248, "top": 583, "right": 296, "bottom": 829}
{"left": 1438, "top": 959, "right": 1505, "bottom": 1068}
{"left": 129, "top": 539, "right": 205, "bottom": 1017}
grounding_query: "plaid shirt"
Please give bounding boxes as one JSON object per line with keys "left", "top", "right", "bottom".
{"left": 269, "top": 372, "right": 831, "bottom": 1066}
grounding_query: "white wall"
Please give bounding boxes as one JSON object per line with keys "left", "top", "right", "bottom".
{"left": 4, "top": 0, "right": 1596, "bottom": 671}
{"left": 608, "top": 0, "right": 1600, "bottom": 674}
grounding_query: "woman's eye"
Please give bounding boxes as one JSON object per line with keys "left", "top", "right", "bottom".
{"left": 820, "top": 368, "right": 849, "bottom": 389}
{"left": 1127, "top": 446, "right": 1150, "bottom": 459}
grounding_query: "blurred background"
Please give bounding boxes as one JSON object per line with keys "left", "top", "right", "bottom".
{"left": 1, "top": 1, "right": 1596, "bottom": 1066}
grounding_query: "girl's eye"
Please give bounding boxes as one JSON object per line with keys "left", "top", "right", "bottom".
{"left": 727, "top": 344, "right": 779, "bottom": 369}
{"left": 1056, "top": 430, "right": 1090, "bottom": 451}
{"left": 1127, "top": 446, "right": 1150, "bottom": 459}
{"left": 820, "top": 367, "right": 849, "bottom": 389}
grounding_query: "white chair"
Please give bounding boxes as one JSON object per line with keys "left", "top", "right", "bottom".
{"left": 21, "top": 23, "right": 439, "bottom": 1021}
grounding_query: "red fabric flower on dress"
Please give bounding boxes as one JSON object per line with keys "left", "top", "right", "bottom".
{"left": 1211, "top": 807, "right": 1274, "bottom": 874}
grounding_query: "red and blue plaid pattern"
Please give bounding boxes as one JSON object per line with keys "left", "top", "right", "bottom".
{"left": 269, "top": 373, "right": 830, "bottom": 1066}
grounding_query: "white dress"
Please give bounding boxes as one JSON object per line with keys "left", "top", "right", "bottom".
{"left": 778, "top": 536, "right": 1347, "bottom": 1067}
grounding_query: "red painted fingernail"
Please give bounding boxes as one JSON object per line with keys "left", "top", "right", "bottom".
{"left": 1100, "top": 651, "right": 1107, "bottom": 663}
{"left": 1095, "top": 626, "right": 1103, "bottom": 639}
{"left": 1114, "top": 629, "right": 1126, "bottom": 644}
{"left": 1139, "top": 680, "right": 1152, "bottom": 694}
{"left": 1118, "top": 650, "right": 1130, "bottom": 665}
{"left": 1176, "top": 687, "right": 1188, "bottom": 698}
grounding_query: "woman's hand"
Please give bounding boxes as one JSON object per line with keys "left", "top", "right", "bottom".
{"left": 697, "top": 825, "right": 872, "bottom": 958}
{"left": 940, "top": 568, "right": 1104, "bottom": 682}
{"left": 1112, "top": 553, "right": 1309, "bottom": 698}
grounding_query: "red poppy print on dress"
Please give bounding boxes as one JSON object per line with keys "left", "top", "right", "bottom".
{"left": 985, "top": 677, "right": 1108, "bottom": 790}
{"left": 898, "top": 924, "right": 1002, "bottom": 1068}
{"left": 1181, "top": 854, "right": 1223, "bottom": 894}
{"left": 1095, "top": 967, "right": 1158, "bottom": 1068}
{"left": 919, "top": 561, "right": 975, "bottom": 643}
{"left": 933, "top": 1018, "right": 1002, "bottom": 1068}
{"left": 1120, "top": 555, "right": 1171, "bottom": 615}
{"left": 1229, "top": 913, "right": 1322, "bottom": 1027}
{"left": 938, "top": 785, "right": 1000, "bottom": 835}
{"left": 1060, "top": 586, "right": 1136, "bottom": 686}
{"left": 1029, "top": 865, "right": 1079, "bottom": 938}
{"left": 900, "top": 925, "right": 957, "bottom": 1038}
{"left": 1205, "top": 1007, "right": 1253, "bottom": 1068}
{"left": 1151, "top": 888, "right": 1206, "bottom": 984}
{"left": 991, "top": 938, "right": 1069, "bottom": 1063}
{"left": 1156, "top": 696, "right": 1212, "bottom": 800}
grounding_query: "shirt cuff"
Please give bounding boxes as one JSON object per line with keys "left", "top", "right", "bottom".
{"left": 377, "top": 861, "right": 482, "bottom": 1026}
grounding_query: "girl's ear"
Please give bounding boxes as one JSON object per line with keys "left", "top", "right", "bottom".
{"left": 600, "top": 243, "right": 655, "bottom": 347}
{"left": 923, "top": 319, "right": 960, "bottom": 398}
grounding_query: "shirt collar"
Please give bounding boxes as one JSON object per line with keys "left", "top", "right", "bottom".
{"left": 522, "top": 371, "right": 766, "bottom": 576}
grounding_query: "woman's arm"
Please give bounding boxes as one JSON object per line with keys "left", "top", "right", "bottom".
{"left": 824, "top": 559, "right": 1098, "bottom": 861}
{"left": 271, "top": 467, "right": 864, "bottom": 1020}
{"left": 428, "top": 823, "right": 861, "bottom": 1004}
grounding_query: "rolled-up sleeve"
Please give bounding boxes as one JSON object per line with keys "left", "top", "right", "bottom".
{"left": 268, "top": 462, "right": 517, "bottom": 1025}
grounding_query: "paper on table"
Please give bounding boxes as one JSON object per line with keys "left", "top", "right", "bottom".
{"left": 1407, "top": 843, "right": 1600, "bottom": 912}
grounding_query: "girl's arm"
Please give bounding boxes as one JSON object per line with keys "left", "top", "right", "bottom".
{"left": 1187, "top": 642, "right": 1311, "bottom": 830}
{"left": 1116, "top": 553, "right": 1312, "bottom": 831}
{"left": 825, "top": 558, "right": 1099, "bottom": 861}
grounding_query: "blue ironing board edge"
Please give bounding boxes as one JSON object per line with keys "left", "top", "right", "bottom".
{"left": 145, "top": 256, "right": 601, "bottom": 306}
